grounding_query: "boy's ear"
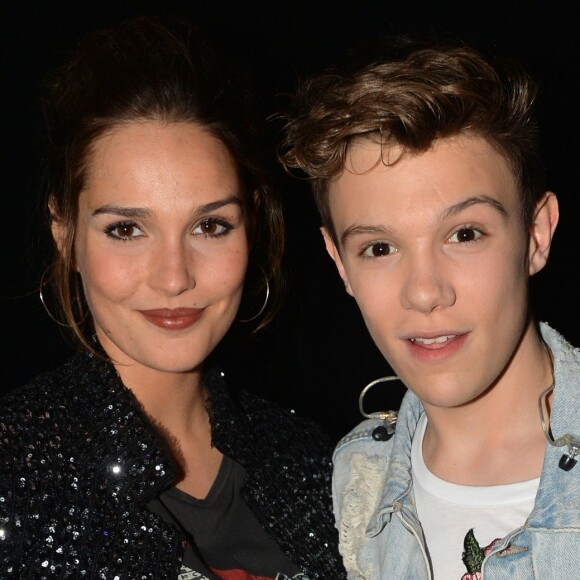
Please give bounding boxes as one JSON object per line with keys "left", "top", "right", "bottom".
{"left": 528, "top": 191, "right": 559, "bottom": 276}
{"left": 321, "top": 227, "right": 354, "bottom": 296}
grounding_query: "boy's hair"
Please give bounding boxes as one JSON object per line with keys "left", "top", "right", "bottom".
{"left": 279, "top": 38, "right": 546, "bottom": 243}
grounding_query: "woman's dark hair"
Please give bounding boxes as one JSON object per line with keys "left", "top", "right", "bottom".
{"left": 44, "top": 16, "right": 284, "bottom": 347}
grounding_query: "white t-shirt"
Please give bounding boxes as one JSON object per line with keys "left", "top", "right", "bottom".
{"left": 411, "top": 413, "right": 539, "bottom": 580}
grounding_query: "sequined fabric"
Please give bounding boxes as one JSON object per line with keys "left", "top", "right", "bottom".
{"left": 206, "top": 371, "right": 345, "bottom": 579}
{"left": 0, "top": 349, "right": 345, "bottom": 579}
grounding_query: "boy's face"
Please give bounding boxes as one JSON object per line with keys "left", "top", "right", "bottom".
{"left": 323, "top": 134, "right": 557, "bottom": 410}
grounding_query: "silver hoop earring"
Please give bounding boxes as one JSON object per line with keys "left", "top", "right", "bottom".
{"left": 539, "top": 382, "right": 580, "bottom": 471}
{"left": 239, "top": 265, "right": 270, "bottom": 323}
{"left": 359, "top": 376, "right": 400, "bottom": 442}
{"left": 39, "top": 270, "right": 70, "bottom": 327}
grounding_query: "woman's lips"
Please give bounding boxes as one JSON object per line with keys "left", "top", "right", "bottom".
{"left": 139, "top": 308, "right": 205, "bottom": 330}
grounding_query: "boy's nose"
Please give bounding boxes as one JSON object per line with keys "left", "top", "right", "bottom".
{"left": 400, "top": 257, "right": 456, "bottom": 313}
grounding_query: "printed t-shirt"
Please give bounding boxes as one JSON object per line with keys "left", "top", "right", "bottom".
{"left": 411, "top": 413, "right": 539, "bottom": 580}
{"left": 148, "top": 454, "right": 303, "bottom": 580}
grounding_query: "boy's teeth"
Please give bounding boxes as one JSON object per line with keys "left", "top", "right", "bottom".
{"left": 412, "top": 335, "right": 455, "bottom": 345}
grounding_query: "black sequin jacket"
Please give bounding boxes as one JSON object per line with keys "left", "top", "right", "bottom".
{"left": 0, "top": 349, "right": 346, "bottom": 579}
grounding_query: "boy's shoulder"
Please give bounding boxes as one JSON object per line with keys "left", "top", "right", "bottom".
{"left": 333, "top": 389, "right": 423, "bottom": 501}
{"left": 334, "top": 418, "right": 395, "bottom": 463}
{"left": 333, "top": 418, "right": 396, "bottom": 503}
{"left": 541, "top": 321, "right": 580, "bottom": 381}
{"left": 334, "top": 386, "right": 423, "bottom": 463}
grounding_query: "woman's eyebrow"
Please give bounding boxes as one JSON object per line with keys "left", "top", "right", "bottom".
{"left": 91, "top": 196, "right": 242, "bottom": 219}
{"left": 194, "top": 196, "right": 242, "bottom": 216}
{"left": 92, "top": 206, "right": 151, "bottom": 218}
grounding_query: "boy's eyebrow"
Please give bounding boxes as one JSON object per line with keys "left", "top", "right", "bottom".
{"left": 340, "top": 224, "right": 394, "bottom": 247}
{"left": 340, "top": 195, "right": 508, "bottom": 247}
{"left": 439, "top": 195, "right": 508, "bottom": 220}
{"left": 91, "top": 196, "right": 242, "bottom": 218}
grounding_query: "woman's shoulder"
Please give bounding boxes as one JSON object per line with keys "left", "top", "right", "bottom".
{"left": 0, "top": 361, "right": 80, "bottom": 487}
{"left": 241, "top": 387, "right": 329, "bottom": 435}
{"left": 1, "top": 362, "right": 72, "bottom": 429}
{"left": 241, "top": 388, "right": 335, "bottom": 457}
{"left": 0, "top": 350, "right": 120, "bottom": 446}
{"left": 205, "top": 368, "right": 335, "bottom": 462}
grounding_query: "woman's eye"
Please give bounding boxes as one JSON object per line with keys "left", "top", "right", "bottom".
{"left": 449, "top": 227, "right": 482, "bottom": 243}
{"left": 193, "top": 219, "right": 232, "bottom": 237}
{"left": 362, "top": 241, "right": 397, "bottom": 257}
{"left": 105, "top": 222, "right": 144, "bottom": 240}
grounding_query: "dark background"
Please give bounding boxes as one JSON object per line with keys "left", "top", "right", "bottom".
{"left": 1, "top": 0, "right": 578, "bottom": 441}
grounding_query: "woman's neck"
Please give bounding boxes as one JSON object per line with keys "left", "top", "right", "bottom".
{"left": 115, "top": 360, "right": 223, "bottom": 498}
{"left": 115, "top": 361, "right": 208, "bottom": 435}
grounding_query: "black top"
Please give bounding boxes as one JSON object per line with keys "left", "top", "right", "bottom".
{"left": 0, "top": 347, "right": 346, "bottom": 578}
{"left": 149, "top": 455, "right": 302, "bottom": 578}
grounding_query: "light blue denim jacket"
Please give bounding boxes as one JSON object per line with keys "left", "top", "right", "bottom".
{"left": 333, "top": 323, "right": 580, "bottom": 579}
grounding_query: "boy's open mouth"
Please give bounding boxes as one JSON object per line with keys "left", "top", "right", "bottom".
{"left": 410, "top": 335, "right": 457, "bottom": 346}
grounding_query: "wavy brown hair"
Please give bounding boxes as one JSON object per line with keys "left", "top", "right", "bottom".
{"left": 279, "top": 38, "right": 546, "bottom": 243}
{"left": 43, "top": 16, "right": 284, "bottom": 349}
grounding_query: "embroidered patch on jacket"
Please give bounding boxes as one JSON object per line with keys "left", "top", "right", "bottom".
{"left": 460, "top": 529, "right": 501, "bottom": 580}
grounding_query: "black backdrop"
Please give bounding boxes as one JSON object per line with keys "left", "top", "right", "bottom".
{"left": 1, "top": 0, "right": 578, "bottom": 441}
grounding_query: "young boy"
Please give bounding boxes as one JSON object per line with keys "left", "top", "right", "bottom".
{"left": 280, "top": 39, "right": 580, "bottom": 579}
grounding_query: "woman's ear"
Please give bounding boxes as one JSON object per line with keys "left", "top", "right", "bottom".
{"left": 321, "top": 227, "right": 354, "bottom": 296}
{"left": 245, "top": 187, "right": 261, "bottom": 249}
{"left": 48, "top": 196, "right": 67, "bottom": 257}
{"left": 528, "top": 191, "right": 559, "bottom": 276}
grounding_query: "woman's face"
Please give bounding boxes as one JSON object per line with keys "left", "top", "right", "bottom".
{"left": 61, "top": 121, "right": 249, "bottom": 377}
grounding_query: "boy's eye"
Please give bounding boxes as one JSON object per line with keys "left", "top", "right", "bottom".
{"left": 362, "top": 241, "right": 397, "bottom": 257}
{"left": 449, "top": 227, "right": 482, "bottom": 243}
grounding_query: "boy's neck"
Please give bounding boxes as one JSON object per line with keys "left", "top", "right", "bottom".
{"left": 421, "top": 320, "right": 553, "bottom": 486}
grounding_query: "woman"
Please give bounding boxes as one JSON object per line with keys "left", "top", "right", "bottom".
{"left": 0, "top": 17, "right": 344, "bottom": 579}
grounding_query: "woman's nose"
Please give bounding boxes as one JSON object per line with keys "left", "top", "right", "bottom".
{"left": 148, "top": 240, "right": 196, "bottom": 296}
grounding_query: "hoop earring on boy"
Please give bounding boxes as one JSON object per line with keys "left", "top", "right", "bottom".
{"left": 359, "top": 376, "right": 400, "bottom": 441}
{"left": 239, "top": 264, "right": 270, "bottom": 323}
{"left": 39, "top": 270, "right": 70, "bottom": 327}
{"left": 538, "top": 382, "right": 580, "bottom": 471}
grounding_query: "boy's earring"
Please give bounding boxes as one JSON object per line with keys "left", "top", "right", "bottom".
{"left": 538, "top": 382, "right": 580, "bottom": 471}
{"left": 359, "top": 376, "right": 400, "bottom": 441}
